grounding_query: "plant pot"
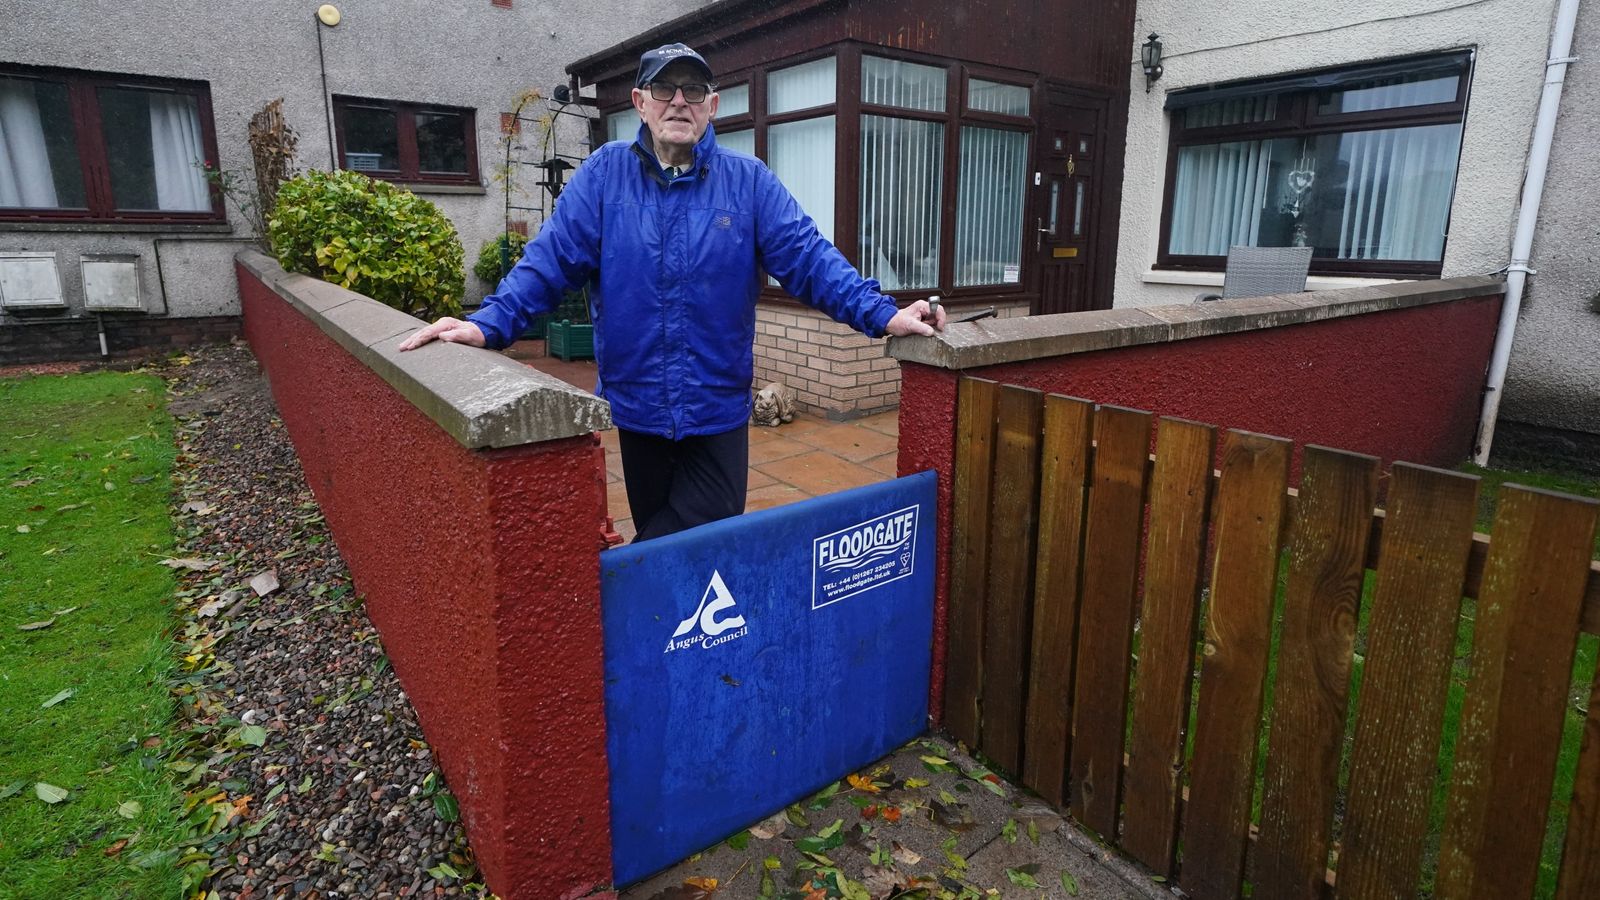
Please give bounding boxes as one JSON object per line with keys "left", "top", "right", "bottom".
{"left": 547, "top": 319, "right": 595, "bottom": 361}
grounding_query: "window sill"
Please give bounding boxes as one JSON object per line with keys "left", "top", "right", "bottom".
{"left": 0, "top": 221, "right": 236, "bottom": 234}
{"left": 1141, "top": 269, "right": 1403, "bottom": 292}
{"left": 396, "top": 182, "right": 486, "bottom": 196}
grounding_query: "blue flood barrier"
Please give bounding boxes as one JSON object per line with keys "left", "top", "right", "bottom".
{"left": 601, "top": 470, "right": 937, "bottom": 885}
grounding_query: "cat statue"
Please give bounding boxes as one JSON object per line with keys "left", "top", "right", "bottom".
{"left": 751, "top": 382, "right": 797, "bottom": 427}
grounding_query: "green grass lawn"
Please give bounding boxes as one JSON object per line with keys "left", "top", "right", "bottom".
{"left": 0, "top": 371, "right": 185, "bottom": 899}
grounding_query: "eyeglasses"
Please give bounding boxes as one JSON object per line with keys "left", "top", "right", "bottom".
{"left": 646, "top": 82, "right": 713, "bottom": 104}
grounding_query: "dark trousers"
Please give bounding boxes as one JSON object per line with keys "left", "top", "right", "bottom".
{"left": 618, "top": 426, "right": 749, "bottom": 542}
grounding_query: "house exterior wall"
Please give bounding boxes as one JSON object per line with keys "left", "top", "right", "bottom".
{"left": 1113, "top": 0, "right": 1557, "bottom": 308}
{"left": 1503, "top": 0, "right": 1600, "bottom": 439}
{"left": 0, "top": 0, "right": 703, "bottom": 347}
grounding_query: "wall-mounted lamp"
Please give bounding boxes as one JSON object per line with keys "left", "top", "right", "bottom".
{"left": 1141, "top": 33, "right": 1164, "bottom": 93}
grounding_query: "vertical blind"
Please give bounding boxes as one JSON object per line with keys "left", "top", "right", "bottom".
{"left": 606, "top": 108, "right": 640, "bottom": 143}
{"left": 768, "top": 115, "right": 835, "bottom": 242}
{"left": 968, "top": 79, "right": 1030, "bottom": 117}
{"left": 768, "top": 57, "right": 836, "bottom": 114}
{"left": 717, "top": 127, "right": 754, "bottom": 157}
{"left": 861, "top": 57, "right": 946, "bottom": 112}
{"left": 715, "top": 83, "right": 750, "bottom": 118}
{"left": 859, "top": 115, "right": 942, "bottom": 290}
{"left": 955, "top": 126, "right": 1027, "bottom": 286}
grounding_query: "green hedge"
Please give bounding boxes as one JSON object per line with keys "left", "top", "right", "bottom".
{"left": 268, "top": 169, "right": 464, "bottom": 320}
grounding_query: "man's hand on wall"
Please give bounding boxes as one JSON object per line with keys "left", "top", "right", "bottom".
{"left": 398, "top": 318, "right": 487, "bottom": 351}
{"left": 884, "top": 299, "right": 947, "bottom": 338}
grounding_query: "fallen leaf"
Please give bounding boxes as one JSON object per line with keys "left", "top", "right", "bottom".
{"left": 141, "top": 736, "right": 162, "bottom": 749}
{"left": 891, "top": 841, "right": 922, "bottom": 865}
{"left": 684, "top": 877, "right": 718, "bottom": 892}
{"left": 1061, "top": 871, "right": 1080, "bottom": 896}
{"left": 196, "top": 598, "right": 224, "bottom": 618}
{"left": 41, "top": 688, "right": 74, "bottom": 708}
{"left": 0, "top": 780, "right": 25, "bottom": 800}
{"left": 1005, "top": 866, "right": 1041, "bottom": 889}
{"left": 725, "top": 830, "right": 750, "bottom": 850}
{"left": 130, "top": 475, "right": 154, "bottom": 484}
{"left": 103, "top": 481, "right": 116, "bottom": 491}
{"left": 180, "top": 500, "right": 215, "bottom": 514}
{"left": 118, "top": 800, "right": 142, "bottom": 819}
{"left": 238, "top": 725, "right": 267, "bottom": 747}
{"left": 56, "top": 502, "right": 88, "bottom": 512}
{"left": 847, "top": 773, "right": 881, "bottom": 794}
{"left": 16, "top": 524, "right": 31, "bottom": 533}
{"left": 881, "top": 806, "right": 901, "bottom": 824}
{"left": 17, "top": 619, "right": 54, "bottom": 631}
{"left": 749, "top": 809, "right": 788, "bottom": 839}
{"left": 35, "top": 782, "right": 69, "bottom": 804}
{"left": 250, "top": 570, "right": 280, "bottom": 597}
{"left": 54, "top": 606, "right": 80, "bottom": 617}
{"left": 104, "top": 838, "right": 129, "bottom": 857}
{"left": 903, "top": 777, "right": 931, "bottom": 789}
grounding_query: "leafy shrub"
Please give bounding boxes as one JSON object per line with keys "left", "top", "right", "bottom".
{"left": 268, "top": 169, "right": 464, "bottom": 319}
{"left": 474, "top": 231, "right": 529, "bottom": 284}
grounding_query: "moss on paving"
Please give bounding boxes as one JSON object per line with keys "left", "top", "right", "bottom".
{"left": 0, "top": 371, "right": 185, "bottom": 899}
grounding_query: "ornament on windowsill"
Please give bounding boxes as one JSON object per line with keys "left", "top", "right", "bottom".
{"left": 1281, "top": 153, "right": 1317, "bottom": 248}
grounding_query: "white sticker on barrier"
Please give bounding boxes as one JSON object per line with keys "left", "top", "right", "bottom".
{"left": 812, "top": 506, "right": 919, "bottom": 610}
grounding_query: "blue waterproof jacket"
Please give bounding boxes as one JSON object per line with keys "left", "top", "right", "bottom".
{"left": 468, "top": 123, "right": 899, "bottom": 439}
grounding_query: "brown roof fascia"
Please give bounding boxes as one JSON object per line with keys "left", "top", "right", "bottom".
{"left": 567, "top": 0, "right": 843, "bottom": 85}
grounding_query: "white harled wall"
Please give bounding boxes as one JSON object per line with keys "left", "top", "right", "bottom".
{"left": 0, "top": 0, "right": 707, "bottom": 320}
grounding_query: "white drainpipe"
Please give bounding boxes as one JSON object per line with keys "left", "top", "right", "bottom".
{"left": 1474, "top": 0, "right": 1582, "bottom": 465}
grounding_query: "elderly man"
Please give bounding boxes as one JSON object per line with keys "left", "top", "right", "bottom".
{"left": 401, "top": 42, "right": 944, "bottom": 541}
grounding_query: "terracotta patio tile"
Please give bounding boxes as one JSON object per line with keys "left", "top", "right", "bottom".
{"left": 756, "top": 450, "right": 882, "bottom": 496}
{"left": 856, "top": 410, "right": 899, "bottom": 437}
{"left": 863, "top": 452, "right": 899, "bottom": 477}
{"left": 606, "top": 480, "right": 632, "bottom": 521}
{"left": 795, "top": 422, "right": 899, "bottom": 462}
{"left": 748, "top": 436, "right": 811, "bottom": 466}
{"left": 746, "top": 467, "right": 777, "bottom": 490}
{"left": 744, "top": 483, "right": 810, "bottom": 513}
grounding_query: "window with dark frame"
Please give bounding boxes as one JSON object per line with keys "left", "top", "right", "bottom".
{"left": 0, "top": 64, "right": 222, "bottom": 223}
{"left": 1158, "top": 51, "right": 1472, "bottom": 278}
{"left": 333, "top": 96, "right": 478, "bottom": 185}
{"left": 599, "top": 45, "right": 1037, "bottom": 295}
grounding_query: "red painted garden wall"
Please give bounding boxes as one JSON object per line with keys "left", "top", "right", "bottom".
{"left": 896, "top": 288, "right": 1505, "bottom": 721}
{"left": 237, "top": 262, "right": 614, "bottom": 900}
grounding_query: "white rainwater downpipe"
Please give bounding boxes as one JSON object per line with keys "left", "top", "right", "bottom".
{"left": 1474, "top": 0, "right": 1582, "bottom": 465}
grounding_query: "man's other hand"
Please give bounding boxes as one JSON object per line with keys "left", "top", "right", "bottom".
{"left": 398, "top": 317, "right": 487, "bottom": 351}
{"left": 885, "top": 299, "right": 947, "bottom": 337}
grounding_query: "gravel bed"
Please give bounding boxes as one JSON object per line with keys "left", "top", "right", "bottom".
{"left": 160, "top": 342, "right": 490, "bottom": 899}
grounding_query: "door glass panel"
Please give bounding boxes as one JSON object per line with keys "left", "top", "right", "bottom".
{"left": 1047, "top": 179, "right": 1059, "bottom": 236}
{"left": 1073, "top": 181, "right": 1084, "bottom": 237}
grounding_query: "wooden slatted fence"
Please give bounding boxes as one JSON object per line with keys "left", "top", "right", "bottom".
{"left": 943, "top": 376, "right": 1600, "bottom": 900}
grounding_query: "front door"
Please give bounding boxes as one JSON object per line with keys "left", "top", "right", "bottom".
{"left": 1033, "top": 84, "right": 1110, "bottom": 315}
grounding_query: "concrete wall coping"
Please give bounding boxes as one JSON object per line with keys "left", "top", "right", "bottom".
{"left": 887, "top": 275, "right": 1507, "bottom": 370}
{"left": 236, "top": 250, "right": 611, "bottom": 449}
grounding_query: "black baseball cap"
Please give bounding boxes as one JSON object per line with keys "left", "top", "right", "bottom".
{"left": 635, "top": 42, "right": 714, "bottom": 88}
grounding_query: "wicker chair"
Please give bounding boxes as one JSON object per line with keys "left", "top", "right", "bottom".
{"left": 1195, "top": 245, "right": 1314, "bottom": 302}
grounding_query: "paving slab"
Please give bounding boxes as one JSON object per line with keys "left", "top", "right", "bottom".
{"left": 618, "top": 735, "right": 1168, "bottom": 900}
